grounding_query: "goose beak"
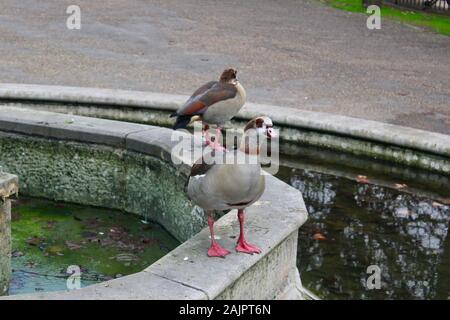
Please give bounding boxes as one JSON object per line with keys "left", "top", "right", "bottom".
{"left": 266, "top": 127, "right": 277, "bottom": 139}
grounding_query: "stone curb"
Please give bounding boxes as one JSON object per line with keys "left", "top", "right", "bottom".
{"left": 0, "top": 83, "right": 449, "bottom": 158}
{"left": 0, "top": 107, "right": 307, "bottom": 300}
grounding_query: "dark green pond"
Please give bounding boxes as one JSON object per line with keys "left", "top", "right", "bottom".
{"left": 276, "top": 145, "right": 450, "bottom": 300}
{"left": 10, "top": 198, "right": 179, "bottom": 295}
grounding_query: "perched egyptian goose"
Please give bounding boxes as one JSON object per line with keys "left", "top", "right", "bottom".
{"left": 186, "top": 116, "right": 276, "bottom": 257}
{"left": 170, "top": 68, "right": 246, "bottom": 149}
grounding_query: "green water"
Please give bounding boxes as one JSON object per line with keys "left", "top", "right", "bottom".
{"left": 9, "top": 198, "right": 179, "bottom": 295}
{"left": 277, "top": 148, "right": 450, "bottom": 300}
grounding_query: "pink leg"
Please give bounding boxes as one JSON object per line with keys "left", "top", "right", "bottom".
{"left": 202, "top": 126, "right": 225, "bottom": 152}
{"left": 215, "top": 127, "right": 222, "bottom": 144}
{"left": 207, "top": 212, "right": 230, "bottom": 258}
{"left": 210, "top": 127, "right": 226, "bottom": 152}
{"left": 236, "top": 209, "right": 261, "bottom": 254}
{"left": 202, "top": 126, "right": 213, "bottom": 146}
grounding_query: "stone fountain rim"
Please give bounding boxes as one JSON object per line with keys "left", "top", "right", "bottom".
{"left": 0, "top": 107, "right": 308, "bottom": 300}
{"left": 0, "top": 83, "right": 448, "bottom": 158}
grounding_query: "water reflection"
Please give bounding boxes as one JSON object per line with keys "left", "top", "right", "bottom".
{"left": 278, "top": 168, "right": 450, "bottom": 299}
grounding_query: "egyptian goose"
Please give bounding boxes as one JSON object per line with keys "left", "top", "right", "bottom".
{"left": 186, "top": 116, "right": 277, "bottom": 257}
{"left": 170, "top": 68, "right": 246, "bottom": 150}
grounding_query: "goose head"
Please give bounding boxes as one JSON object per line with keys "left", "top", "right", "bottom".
{"left": 240, "top": 116, "right": 277, "bottom": 154}
{"left": 219, "top": 68, "right": 238, "bottom": 84}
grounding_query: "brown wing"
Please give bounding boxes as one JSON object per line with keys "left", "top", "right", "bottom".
{"left": 189, "top": 155, "right": 215, "bottom": 177}
{"left": 177, "top": 82, "right": 237, "bottom": 116}
{"left": 185, "top": 152, "right": 216, "bottom": 194}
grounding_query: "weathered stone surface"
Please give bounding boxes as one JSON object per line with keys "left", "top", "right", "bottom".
{"left": 215, "top": 232, "right": 300, "bottom": 300}
{"left": 124, "top": 152, "right": 205, "bottom": 242}
{"left": 2, "top": 87, "right": 449, "bottom": 175}
{"left": 0, "top": 173, "right": 19, "bottom": 199}
{"left": 0, "top": 84, "right": 186, "bottom": 110}
{"left": 0, "top": 173, "right": 16, "bottom": 296}
{"left": 0, "top": 271, "right": 207, "bottom": 300}
{"left": 0, "top": 109, "right": 308, "bottom": 300}
{"left": 0, "top": 133, "right": 202, "bottom": 242}
{"left": 0, "top": 133, "right": 127, "bottom": 210}
{"left": 0, "top": 200, "right": 11, "bottom": 296}
{"left": 0, "top": 106, "right": 153, "bottom": 148}
{"left": 126, "top": 128, "right": 204, "bottom": 176}
{"left": 0, "top": 85, "right": 449, "bottom": 158}
{"left": 147, "top": 175, "right": 307, "bottom": 299}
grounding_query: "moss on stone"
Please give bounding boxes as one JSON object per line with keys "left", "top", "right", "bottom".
{"left": 0, "top": 200, "right": 11, "bottom": 296}
{"left": 0, "top": 132, "right": 204, "bottom": 242}
{"left": 277, "top": 127, "right": 450, "bottom": 175}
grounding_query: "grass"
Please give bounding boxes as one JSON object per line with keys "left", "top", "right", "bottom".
{"left": 324, "top": 0, "right": 450, "bottom": 36}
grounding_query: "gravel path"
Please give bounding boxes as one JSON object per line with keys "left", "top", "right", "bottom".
{"left": 0, "top": 0, "right": 449, "bottom": 134}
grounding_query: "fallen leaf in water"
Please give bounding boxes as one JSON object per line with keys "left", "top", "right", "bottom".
{"left": 26, "top": 261, "right": 37, "bottom": 268}
{"left": 65, "top": 241, "right": 82, "bottom": 250}
{"left": 312, "top": 233, "right": 326, "bottom": 241}
{"left": 109, "top": 226, "right": 128, "bottom": 235}
{"left": 26, "top": 236, "right": 44, "bottom": 246}
{"left": 12, "top": 251, "right": 24, "bottom": 258}
{"left": 83, "top": 217, "right": 102, "bottom": 228}
{"left": 356, "top": 175, "right": 369, "bottom": 184}
{"left": 54, "top": 203, "right": 65, "bottom": 208}
{"left": 432, "top": 202, "right": 444, "bottom": 208}
{"left": 142, "top": 238, "right": 159, "bottom": 245}
{"left": 43, "top": 220, "right": 56, "bottom": 230}
{"left": 394, "top": 183, "right": 408, "bottom": 189}
{"left": 88, "top": 238, "right": 100, "bottom": 244}
{"left": 395, "top": 207, "right": 411, "bottom": 218}
{"left": 110, "top": 253, "right": 139, "bottom": 262}
{"left": 46, "top": 245, "right": 64, "bottom": 256}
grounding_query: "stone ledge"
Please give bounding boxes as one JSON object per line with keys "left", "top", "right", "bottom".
{"left": 0, "top": 106, "right": 154, "bottom": 148}
{"left": 147, "top": 177, "right": 306, "bottom": 300}
{"left": 0, "top": 271, "right": 208, "bottom": 300}
{"left": 0, "top": 83, "right": 449, "bottom": 158}
{"left": 0, "top": 107, "right": 307, "bottom": 300}
{"left": 0, "top": 173, "right": 18, "bottom": 199}
{"left": 0, "top": 172, "right": 16, "bottom": 296}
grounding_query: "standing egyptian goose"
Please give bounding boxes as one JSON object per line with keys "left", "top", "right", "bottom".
{"left": 186, "top": 116, "right": 277, "bottom": 257}
{"left": 170, "top": 68, "right": 246, "bottom": 150}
